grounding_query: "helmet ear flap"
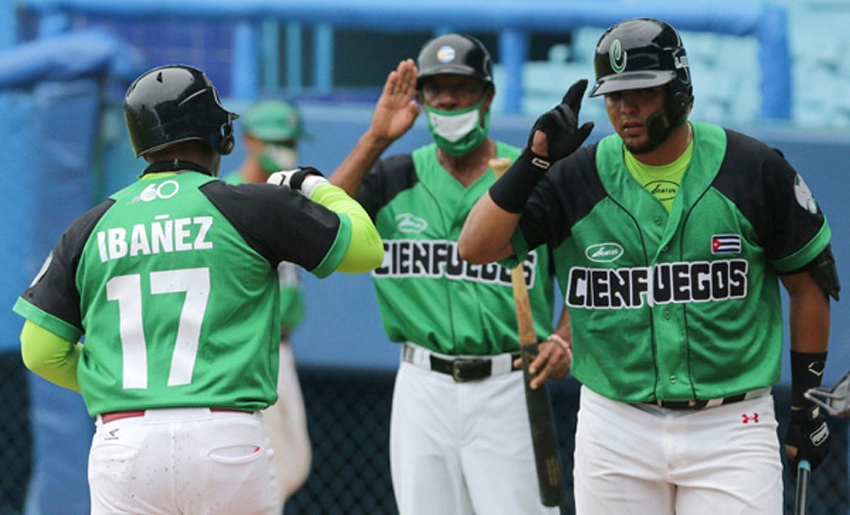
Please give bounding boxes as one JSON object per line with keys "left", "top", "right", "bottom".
{"left": 645, "top": 90, "right": 692, "bottom": 146}
{"left": 218, "top": 115, "right": 235, "bottom": 155}
{"left": 667, "top": 90, "right": 692, "bottom": 126}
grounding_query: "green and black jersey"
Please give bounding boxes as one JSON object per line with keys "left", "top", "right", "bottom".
{"left": 14, "top": 171, "right": 350, "bottom": 416}
{"left": 222, "top": 171, "right": 305, "bottom": 330}
{"left": 510, "top": 122, "right": 832, "bottom": 402}
{"left": 358, "top": 142, "right": 557, "bottom": 356}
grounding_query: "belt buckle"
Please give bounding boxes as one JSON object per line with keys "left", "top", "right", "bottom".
{"left": 452, "top": 358, "right": 478, "bottom": 383}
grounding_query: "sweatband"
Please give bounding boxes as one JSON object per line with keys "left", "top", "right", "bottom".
{"left": 791, "top": 350, "right": 828, "bottom": 407}
{"left": 488, "top": 148, "right": 550, "bottom": 214}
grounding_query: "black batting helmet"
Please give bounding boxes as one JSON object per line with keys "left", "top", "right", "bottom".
{"left": 416, "top": 33, "right": 493, "bottom": 90}
{"left": 124, "top": 64, "right": 239, "bottom": 157}
{"left": 590, "top": 18, "right": 694, "bottom": 145}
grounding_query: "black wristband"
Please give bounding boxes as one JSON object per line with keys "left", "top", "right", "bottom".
{"left": 488, "top": 148, "right": 551, "bottom": 214}
{"left": 791, "top": 350, "right": 828, "bottom": 407}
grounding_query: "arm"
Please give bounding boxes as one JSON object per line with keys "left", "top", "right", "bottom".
{"left": 330, "top": 58, "right": 420, "bottom": 196}
{"left": 460, "top": 79, "right": 593, "bottom": 264}
{"left": 459, "top": 192, "right": 522, "bottom": 263}
{"left": 459, "top": 129, "right": 550, "bottom": 263}
{"left": 20, "top": 320, "right": 82, "bottom": 392}
{"left": 782, "top": 270, "right": 833, "bottom": 471}
{"left": 783, "top": 271, "right": 830, "bottom": 356}
{"left": 309, "top": 183, "right": 384, "bottom": 273}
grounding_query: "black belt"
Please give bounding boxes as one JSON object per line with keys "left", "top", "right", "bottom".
{"left": 402, "top": 343, "right": 521, "bottom": 383}
{"left": 645, "top": 388, "right": 771, "bottom": 410}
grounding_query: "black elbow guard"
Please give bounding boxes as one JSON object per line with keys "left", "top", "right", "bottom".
{"left": 807, "top": 245, "right": 841, "bottom": 301}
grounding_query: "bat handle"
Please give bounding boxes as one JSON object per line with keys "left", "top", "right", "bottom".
{"left": 795, "top": 459, "right": 811, "bottom": 515}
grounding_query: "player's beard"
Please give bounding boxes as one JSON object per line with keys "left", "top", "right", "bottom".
{"left": 623, "top": 137, "right": 662, "bottom": 155}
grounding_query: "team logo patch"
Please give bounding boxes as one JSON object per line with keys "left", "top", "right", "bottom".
{"left": 609, "top": 40, "right": 626, "bottom": 73}
{"left": 436, "top": 45, "right": 456, "bottom": 63}
{"left": 794, "top": 174, "right": 818, "bottom": 214}
{"left": 585, "top": 243, "right": 623, "bottom": 263}
{"left": 29, "top": 251, "right": 53, "bottom": 288}
{"left": 645, "top": 180, "right": 678, "bottom": 201}
{"left": 395, "top": 213, "right": 427, "bottom": 234}
{"left": 711, "top": 234, "right": 741, "bottom": 255}
{"left": 138, "top": 180, "right": 180, "bottom": 202}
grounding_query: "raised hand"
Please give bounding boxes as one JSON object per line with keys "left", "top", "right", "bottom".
{"left": 527, "top": 79, "right": 594, "bottom": 165}
{"left": 370, "top": 58, "right": 421, "bottom": 143}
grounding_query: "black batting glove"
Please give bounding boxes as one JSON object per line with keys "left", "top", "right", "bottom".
{"left": 786, "top": 405, "right": 831, "bottom": 474}
{"left": 525, "top": 79, "right": 594, "bottom": 168}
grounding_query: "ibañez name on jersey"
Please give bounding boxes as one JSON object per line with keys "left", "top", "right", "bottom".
{"left": 374, "top": 239, "right": 538, "bottom": 288}
{"left": 96, "top": 215, "right": 214, "bottom": 262}
{"left": 566, "top": 259, "right": 748, "bottom": 308}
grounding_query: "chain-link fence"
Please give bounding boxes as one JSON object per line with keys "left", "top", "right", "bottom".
{"left": 1, "top": 353, "right": 847, "bottom": 514}
{"left": 0, "top": 352, "right": 30, "bottom": 515}
{"left": 286, "top": 366, "right": 849, "bottom": 515}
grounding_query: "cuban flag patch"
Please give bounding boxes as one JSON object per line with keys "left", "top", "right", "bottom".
{"left": 711, "top": 234, "right": 741, "bottom": 254}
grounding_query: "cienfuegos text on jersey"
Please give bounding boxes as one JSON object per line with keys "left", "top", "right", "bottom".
{"left": 96, "top": 215, "right": 214, "bottom": 262}
{"left": 566, "top": 259, "right": 748, "bottom": 308}
{"left": 374, "top": 239, "right": 538, "bottom": 288}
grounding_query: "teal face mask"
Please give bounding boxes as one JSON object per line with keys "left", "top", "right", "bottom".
{"left": 257, "top": 143, "right": 298, "bottom": 173}
{"left": 424, "top": 98, "right": 490, "bottom": 157}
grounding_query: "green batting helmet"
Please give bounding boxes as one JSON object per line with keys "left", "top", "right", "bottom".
{"left": 242, "top": 99, "right": 307, "bottom": 142}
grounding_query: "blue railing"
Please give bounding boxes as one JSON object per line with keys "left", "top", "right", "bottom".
{"left": 11, "top": 0, "right": 791, "bottom": 118}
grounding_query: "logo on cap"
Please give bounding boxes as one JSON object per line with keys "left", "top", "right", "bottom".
{"left": 609, "top": 40, "right": 627, "bottom": 73}
{"left": 437, "top": 45, "right": 456, "bottom": 63}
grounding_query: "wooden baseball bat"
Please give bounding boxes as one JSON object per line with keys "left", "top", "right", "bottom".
{"left": 795, "top": 459, "right": 811, "bottom": 515}
{"left": 490, "top": 157, "right": 565, "bottom": 507}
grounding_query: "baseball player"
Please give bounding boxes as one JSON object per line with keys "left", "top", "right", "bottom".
{"left": 222, "top": 99, "right": 312, "bottom": 505}
{"left": 13, "top": 64, "right": 383, "bottom": 514}
{"left": 459, "top": 18, "right": 839, "bottom": 514}
{"left": 330, "top": 34, "right": 571, "bottom": 515}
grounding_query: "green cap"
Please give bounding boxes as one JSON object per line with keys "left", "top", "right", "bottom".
{"left": 242, "top": 99, "right": 307, "bottom": 142}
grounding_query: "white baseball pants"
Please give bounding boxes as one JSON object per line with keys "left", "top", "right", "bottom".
{"left": 390, "top": 352, "right": 559, "bottom": 515}
{"left": 89, "top": 408, "right": 280, "bottom": 514}
{"left": 573, "top": 386, "right": 782, "bottom": 514}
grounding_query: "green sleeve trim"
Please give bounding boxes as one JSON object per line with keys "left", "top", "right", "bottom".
{"left": 20, "top": 320, "right": 82, "bottom": 392}
{"left": 311, "top": 212, "right": 352, "bottom": 278}
{"left": 13, "top": 297, "right": 83, "bottom": 343}
{"left": 772, "top": 221, "right": 832, "bottom": 273}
